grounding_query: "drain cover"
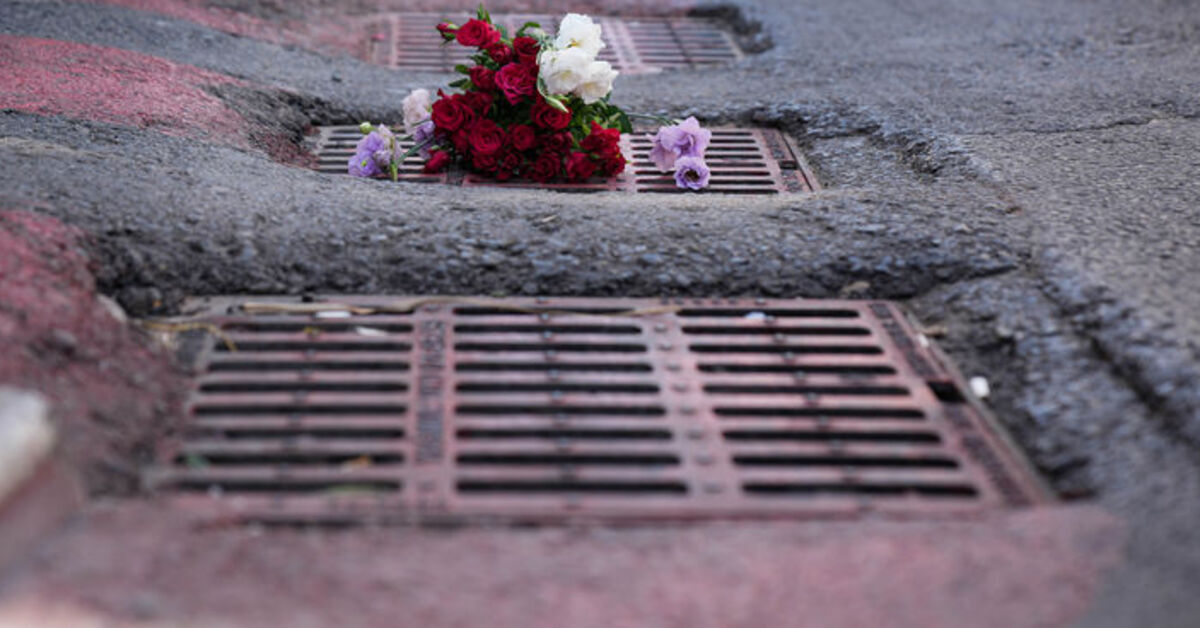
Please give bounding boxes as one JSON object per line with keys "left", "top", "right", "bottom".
{"left": 314, "top": 126, "right": 818, "bottom": 194}
{"left": 148, "top": 297, "right": 1047, "bottom": 525}
{"left": 359, "top": 13, "right": 742, "bottom": 75}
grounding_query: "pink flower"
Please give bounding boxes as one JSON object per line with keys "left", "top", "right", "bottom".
{"left": 647, "top": 116, "right": 712, "bottom": 172}
{"left": 673, "top": 155, "right": 710, "bottom": 190}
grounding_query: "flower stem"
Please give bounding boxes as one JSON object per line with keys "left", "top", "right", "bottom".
{"left": 626, "top": 112, "right": 677, "bottom": 126}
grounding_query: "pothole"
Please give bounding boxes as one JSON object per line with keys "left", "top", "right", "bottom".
{"left": 144, "top": 296, "right": 1048, "bottom": 525}
{"left": 355, "top": 13, "right": 747, "bottom": 74}
{"left": 311, "top": 125, "right": 819, "bottom": 194}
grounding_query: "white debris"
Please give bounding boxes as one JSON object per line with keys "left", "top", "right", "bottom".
{"left": 744, "top": 311, "right": 767, "bottom": 321}
{"left": 315, "top": 310, "right": 352, "bottom": 319}
{"left": 969, "top": 376, "right": 991, "bottom": 399}
{"left": 354, "top": 326, "right": 388, "bottom": 337}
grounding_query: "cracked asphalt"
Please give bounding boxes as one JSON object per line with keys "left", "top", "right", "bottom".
{"left": 1, "top": 0, "right": 1199, "bottom": 625}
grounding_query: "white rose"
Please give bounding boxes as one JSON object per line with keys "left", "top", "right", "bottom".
{"left": 575, "top": 61, "right": 618, "bottom": 104}
{"left": 554, "top": 13, "right": 604, "bottom": 58}
{"left": 401, "top": 88, "right": 432, "bottom": 134}
{"left": 540, "top": 48, "right": 592, "bottom": 96}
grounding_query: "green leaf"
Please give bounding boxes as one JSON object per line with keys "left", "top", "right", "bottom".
{"left": 517, "top": 21, "right": 541, "bottom": 37}
{"left": 477, "top": 3, "right": 491, "bottom": 23}
{"left": 448, "top": 78, "right": 470, "bottom": 89}
{"left": 454, "top": 64, "right": 470, "bottom": 75}
{"left": 617, "top": 111, "right": 632, "bottom": 134}
{"left": 497, "top": 24, "right": 508, "bottom": 39}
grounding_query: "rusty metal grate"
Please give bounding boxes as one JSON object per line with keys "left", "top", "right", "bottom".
{"left": 147, "top": 297, "right": 1047, "bottom": 525}
{"left": 313, "top": 126, "right": 818, "bottom": 194}
{"left": 358, "top": 13, "right": 742, "bottom": 75}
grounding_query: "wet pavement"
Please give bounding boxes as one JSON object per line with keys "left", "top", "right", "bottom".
{"left": 1, "top": 0, "right": 1199, "bottom": 625}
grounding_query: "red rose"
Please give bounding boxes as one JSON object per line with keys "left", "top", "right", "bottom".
{"left": 452, "top": 128, "right": 471, "bottom": 154}
{"left": 469, "top": 119, "right": 506, "bottom": 156}
{"left": 494, "top": 63, "right": 537, "bottom": 105}
{"left": 436, "top": 22, "right": 457, "bottom": 41}
{"left": 462, "top": 90, "right": 493, "bottom": 114}
{"left": 424, "top": 150, "right": 451, "bottom": 173}
{"left": 456, "top": 19, "right": 499, "bottom": 48}
{"left": 508, "top": 124, "right": 536, "bottom": 151}
{"left": 473, "top": 151, "right": 499, "bottom": 172}
{"left": 601, "top": 153, "right": 627, "bottom": 176}
{"left": 532, "top": 98, "right": 572, "bottom": 131}
{"left": 581, "top": 122, "right": 621, "bottom": 157}
{"left": 431, "top": 95, "right": 474, "bottom": 133}
{"left": 565, "top": 152, "right": 597, "bottom": 182}
{"left": 469, "top": 66, "right": 495, "bottom": 92}
{"left": 513, "top": 37, "right": 540, "bottom": 65}
{"left": 487, "top": 42, "right": 513, "bottom": 65}
{"left": 541, "top": 131, "right": 572, "bottom": 155}
{"left": 497, "top": 150, "right": 522, "bottom": 180}
{"left": 529, "top": 151, "right": 561, "bottom": 183}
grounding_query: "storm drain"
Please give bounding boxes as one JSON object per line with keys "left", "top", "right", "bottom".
{"left": 359, "top": 13, "right": 742, "bottom": 74}
{"left": 313, "top": 125, "right": 818, "bottom": 194}
{"left": 147, "top": 296, "right": 1047, "bottom": 525}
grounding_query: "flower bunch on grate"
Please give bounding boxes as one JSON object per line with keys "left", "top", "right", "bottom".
{"left": 348, "top": 5, "right": 713, "bottom": 189}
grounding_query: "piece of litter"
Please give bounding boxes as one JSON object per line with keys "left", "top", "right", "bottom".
{"left": 315, "top": 310, "right": 352, "bottom": 319}
{"left": 354, "top": 326, "right": 389, "bottom": 337}
{"left": 744, "top": 311, "right": 766, "bottom": 321}
{"left": 969, "top": 376, "right": 991, "bottom": 399}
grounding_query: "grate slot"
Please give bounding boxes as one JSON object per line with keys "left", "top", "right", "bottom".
{"left": 456, "top": 382, "right": 659, "bottom": 394}
{"left": 458, "top": 453, "right": 680, "bottom": 467}
{"left": 703, "top": 384, "right": 910, "bottom": 396}
{"left": 457, "top": 480, "right": 689, "bottom": 494}
{"left": 723, "top": 429, "right": 942, "bottom": 444}
{"left": 743, "top": 483, "right": 978, "bottom": 498}
{"left": 456, "top": 404, "right": 666, "bottom": 417}
{"left": 456, "top": 361, "right": 652, "bottom": 373}
{"left": 458, "top": 428, "right": 672, "bottom": 441}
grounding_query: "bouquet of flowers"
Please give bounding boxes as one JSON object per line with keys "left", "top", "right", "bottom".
{"left": 348, "top": 5, "right": 713, "bottom": 190}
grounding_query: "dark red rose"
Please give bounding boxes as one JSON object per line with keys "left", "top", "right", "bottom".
{"left": 452, "top": 128, "right": 472, "bottom": 154}
{"left": 532, "top": 98, "right": 572, "bottom": 131}
{"left": 472, "top": 151, "right": 499, "bottom": 172}
{"left": 494, "top": 63, "right": 537, "bottom": 105}
{"left": 565, "top": 151, "right": 598, "bottom": 182}
{"left": 487, "top": 42, "right": 513, "bottom": 65}
{"left": 581, "top": 122, "right": 621, "bottom": 157}
{"left": 469, "top": 119, "right": 506, "bottom": 156}
{"left": 469, "top": 66, "right": 495, "bottom": 92}
{"left": 601, "top": 153, "right": 627, "bottom": 176}
{"left": 436, "top": 22, "right": 457, "bottom": 41}
{"left": 462, "top": 90, "right": 494, "bottom": 114}
{"left": 424, "top": 150, "right": 451, "bottom": 173}
{"left": 541, "top": 131, "right": 572, "bottom": 155}
{"left": 498, "top": 150, "right": 522, "bottom": 180}
{"left": 431, "top": 96, "right": 474, "bottom": 133}
{"left": 508, "top": 124, "right": 536, "bottom": 151}
{"left": 513, "top": 37, "right": 540, "bottom": 65}
{"left": 456, "top": 18, "right": 499, "bottom": 48}
{"left": 529, "top": 151, "right": 561, "bottom": 183}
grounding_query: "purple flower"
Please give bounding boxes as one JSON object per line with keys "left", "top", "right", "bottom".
{"left": 348, "top": 130, "right": 386, "bottom": 177}
{"left": 413, "top": 120, "right": 435, "bottom": 160}
{"left": 371, "top": 125, "right": 396, "bottom": 169}
{"left": 647, "top": 116, "right": 712, "bottom": 172}
{"left": 674, "top": 155, "right": 710, "bottom": 190}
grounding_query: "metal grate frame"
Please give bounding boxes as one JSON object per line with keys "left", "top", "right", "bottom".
{"left": 314, "top": 125, "right": 819, "bottom": 194}
{"left": 359, "top": 13, "right": 742, "bottom": 75}
{"left": 148, "top": 296, "right": 1048, "bottom": 525}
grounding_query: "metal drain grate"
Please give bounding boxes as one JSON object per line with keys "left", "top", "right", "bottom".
{"left": 359, "top": 13, "right": 742, "bottom": 75}
{"left": 314, "top": 126, "right": 818, "bottom": 194}
{"left": 148, "top": 297, "right": 1047, "bottom": 525}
